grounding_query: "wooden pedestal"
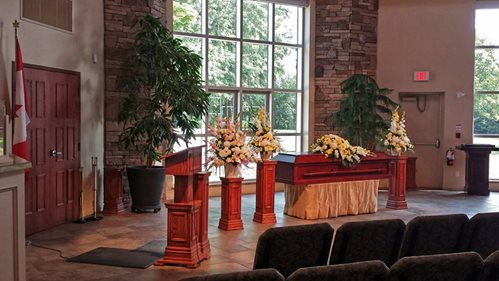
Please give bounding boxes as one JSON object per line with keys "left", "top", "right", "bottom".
{"left": 156, "top": 201, "right": 202, "bottom": 268}
{"left": 194, "top": 172, "right": 210, "bottom": 260}
{"left": 103, "top": 168, "right": 125, "bottom": 215}
{"left": 387, "top": 156, "right": 408, "bottom": 209}
{"left": 253, "top": 161, "right": 277, "bottom": 224}
{"left": 218, "top": 177, "right": 244, "bottom": 231}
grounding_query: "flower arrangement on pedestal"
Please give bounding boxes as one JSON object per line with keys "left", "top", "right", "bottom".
{"left": 383, "top": 107, "right": 413, "bottom": 156}
{"left": 207, "top": 116, "right": 258, "bottom": 178}
{"left": 249, "top": 107, "right": 282, "bottom": 161}
{"left": 311, "top": 134, "right": 374, "bottom": 167}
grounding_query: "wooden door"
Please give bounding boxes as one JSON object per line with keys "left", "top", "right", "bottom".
{"left": 23, "top": 65, "right": 80, "bottom": 235}
{"left": 400, "top": 92, "right": 443, "bottom": 189}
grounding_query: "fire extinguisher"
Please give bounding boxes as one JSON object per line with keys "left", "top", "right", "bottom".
{"left": 446, "top": 148, "right": 455, "bottom": 166}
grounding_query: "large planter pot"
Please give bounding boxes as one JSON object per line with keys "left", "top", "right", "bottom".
{"left": 126, "top": 166, "right": 165, "bottom": 213}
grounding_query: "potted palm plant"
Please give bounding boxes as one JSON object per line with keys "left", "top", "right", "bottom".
{"left": 327, "top": 74, "right": 397, "bottom": 150}
{"left": 118, "top": 15, "right": 209, "bottom": 212}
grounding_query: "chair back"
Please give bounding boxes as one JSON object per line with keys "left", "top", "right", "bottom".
{"left": 479, "top": 250, "right": 499, "bottom": 281}
{"left": 460, "top": 212, "right": 499, "bottom": 259}
{"left": 399, "top": 214, "right": 469, "bottom": 259}
{"left": 253, "top": 223, "right": 334, "bottom": 278}
{"left": 389, "top": 252, "right": 483, "bottom": 281}
{"left": 287, "top": 260, "right": 389, "bottom": 281}
{"left": 330, "top": 219, "right": 405, "bottom": 266}
{"left": 179, "top": 268, "right": 285, "bottom": 281}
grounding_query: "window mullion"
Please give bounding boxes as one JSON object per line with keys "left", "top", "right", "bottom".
{"left": 204, "top": 0, "right": 209, "bottom": 91}
{"left": 238, "top": 0, "right": 243, "bottom": 90}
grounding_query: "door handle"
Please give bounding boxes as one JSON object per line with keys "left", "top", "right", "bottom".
{"left": 49, "top": 149, "right": 63, "bottom": 157}
{"left": 413, "top": 138, "right": 441, "bottom": 148}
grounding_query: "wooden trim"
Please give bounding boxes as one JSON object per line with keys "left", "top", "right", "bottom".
{"left": 22, "top": 63, "right": 80, "bottom": 76}
{"left": 0, "top": 186, "right": 19, "bottom": 281}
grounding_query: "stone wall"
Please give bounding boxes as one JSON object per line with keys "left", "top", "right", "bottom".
{"left": 103, "top": 0, "right": 378, "bottom": 164}
{"left": 104, "top": 0, "right": 166, "bottom": 168}
{"left": 314, "top": 0, "right": 378, "bottom": 139}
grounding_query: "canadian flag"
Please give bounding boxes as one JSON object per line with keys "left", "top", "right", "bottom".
{"left": 12, "top": 38, "right": 30, "bottom": 162}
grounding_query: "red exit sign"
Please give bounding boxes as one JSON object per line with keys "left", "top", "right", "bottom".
{"left": 414, "top": 71, "right": 430, "bottom": 81}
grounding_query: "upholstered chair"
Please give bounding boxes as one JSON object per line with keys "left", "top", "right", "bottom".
{"left": 460, "top": 212, "right": 499, "bottom": 259}
{"left": 287, "top": 260, "right": 389, "bottom": 281}
{"left": 389, "top": 252, "right": 483, "bottom": 281}
{"left": 179, "top": 268, "right": 285, "bottom": 281}
{"left": 398, "top": 214, "right": 469, "bottom": 259}
{"left": 253, "top": 223, "right": 334, "bottom": 278}
{"left": 478, "top": 250, "right": 499, "bottom": 281}
{"left": 330, "top": 219, "right": 405, "bottom": 266}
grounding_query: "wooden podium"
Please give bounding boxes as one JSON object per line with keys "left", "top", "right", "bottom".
{"left": 155, "top": 146, "right": 210, "bottom": 268}
{"left": 458, "top": 144, "right": 499, "bottom": 196}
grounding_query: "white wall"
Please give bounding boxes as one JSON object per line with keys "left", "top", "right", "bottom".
{"left": 377, "top": 0, "right": 476, "bottom": 190}
{"left": 0, "top": 0, "right": 105, "bottom": 216}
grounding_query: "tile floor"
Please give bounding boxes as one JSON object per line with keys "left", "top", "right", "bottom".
{"left": 26, "top": 190, "right": 499, "bottom": 281}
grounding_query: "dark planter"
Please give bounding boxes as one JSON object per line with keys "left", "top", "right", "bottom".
{"left": 126, "top": 166, "right": 165, "bottom": 213}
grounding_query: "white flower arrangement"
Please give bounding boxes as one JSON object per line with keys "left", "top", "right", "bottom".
{"left": 249, "top": 107, "right": 282, "bottom": 158}
{"left": 383, "top": 107, "right": 413, "bottom": 155}
{"left": 311, "top": 134, "right": 373, "bottom": 167}
{"left": 206, "top": 116, "right": 258, "bottom": 168}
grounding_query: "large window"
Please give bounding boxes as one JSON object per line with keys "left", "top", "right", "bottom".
{"left": 474, "top": 9, "right": 499, "bottom": 179}
{"left": 172, "top": 0, "right": 306, "bottom": 181}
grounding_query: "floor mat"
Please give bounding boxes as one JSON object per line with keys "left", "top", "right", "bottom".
{"left": 67, "top": 240, "right": 166, "bottom": 269}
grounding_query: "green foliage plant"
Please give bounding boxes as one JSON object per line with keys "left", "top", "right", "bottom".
{"left": 327, "top": 74, "right": 397, "bottom": 149}
{"left": 118, "top": 15, "right": 210, "bottom": 167}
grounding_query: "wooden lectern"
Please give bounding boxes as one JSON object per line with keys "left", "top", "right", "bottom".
{"left": 155, "top": 146, "right": 210, "bottom": 268}
{"left": 458, "top": 144, "right": 499, "bottom": 196}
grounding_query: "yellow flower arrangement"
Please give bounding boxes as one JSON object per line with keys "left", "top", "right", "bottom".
{"left": 311, "top": 134, "right": 373, "bottom": 166}
{"left": 249, "top": 107, "right": 282, "bottom": 159}
{"left": 206, "top": 116, "right": 258, "bottom": 169}
{"left": 383, "top": 107, "right": 413, "bottom": 155}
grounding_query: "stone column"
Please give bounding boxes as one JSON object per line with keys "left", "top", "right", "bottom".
{"left": 314, "top": 0, "right": 378, "bottom": 139}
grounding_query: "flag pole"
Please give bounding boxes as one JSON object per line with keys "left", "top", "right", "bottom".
{"left": 11, "top": 19, "right": 30, "bottom": 163}
{"left": 13, "top": 20, "right": 19, "bottom": 38}
{"left": 12, "top": 20, "right": 19, "bottom": 129}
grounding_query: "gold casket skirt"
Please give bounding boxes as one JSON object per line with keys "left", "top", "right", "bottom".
{"left": 284, "top": 180, "right": 379, "bottom": 219}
